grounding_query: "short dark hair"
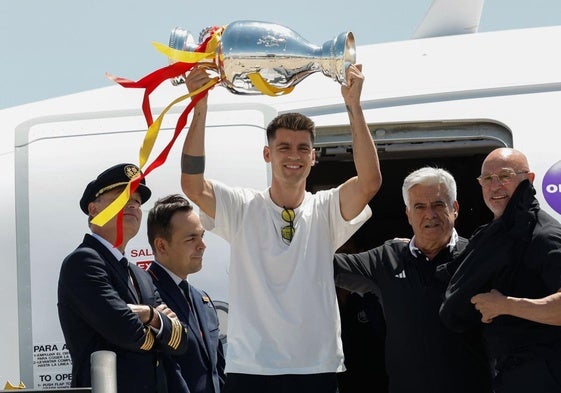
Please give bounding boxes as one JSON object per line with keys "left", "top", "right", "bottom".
{"left": 147, "top": 194, "right": 193, "bottom": 249}
{"left": 266, "top": 112, "right": 315, "bottom": 143}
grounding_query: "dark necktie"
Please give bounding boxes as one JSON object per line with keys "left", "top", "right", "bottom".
{"left": 178, "top": 280, "right": 193, "bottom": 308}
{"left": 121, "top": 257, "right": 141, "bottom": 301}
{"left": 178, "top": 280, "right": 202, "bottom": 338}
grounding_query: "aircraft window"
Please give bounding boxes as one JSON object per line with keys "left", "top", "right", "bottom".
{"left": 313, "top": 119, "right": 512, "bottom": 161}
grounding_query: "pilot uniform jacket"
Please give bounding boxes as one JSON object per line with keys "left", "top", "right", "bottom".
{"left": 57, "top": 234, "right": 188, "bottom": 393}
{"left": 148, "top": 262, "right": 226, "bottom": 393}
{"left": 334, "top": 238, "right": 493, "bottom": 393}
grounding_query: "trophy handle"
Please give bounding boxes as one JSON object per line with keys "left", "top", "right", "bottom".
{"left": 168, "top": 27, "right": 220, "bottom": 85}
{"left": 321, "top": 31, "right": 356, "bottom": 86}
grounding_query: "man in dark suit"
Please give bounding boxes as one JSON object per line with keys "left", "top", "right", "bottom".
{"left": 147, "top": 194, "right": 226, "bottom": 393}
{"left": 58, "top": 163, "right": 189, "bottom": 393}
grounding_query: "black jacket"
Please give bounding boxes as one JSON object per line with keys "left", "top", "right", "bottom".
{"left": 148, "top": 262, "right": 226, "bottom": 393}
{"left": 58, "top": 234, "right": 189, "bottom": 392}
{"left": 440, "top": 180, "right": 561, "bottom": 359}
{"left": 335, "top": 237, "right": 492, "bottom": 393}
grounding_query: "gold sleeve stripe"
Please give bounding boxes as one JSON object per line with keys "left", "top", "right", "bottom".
{"left": 168, "top": 318, "right": 183, "bottom": 350}
{"left": 140, "top": 328, "right": 155, "bottom": 351}
{"left": 168, "top": 319, "right": 180, "bottom": 349}
{"left": 168, "top": 318, "right": 184, "bottom": 350}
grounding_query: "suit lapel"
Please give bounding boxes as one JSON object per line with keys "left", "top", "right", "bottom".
{"left": 83, "top": 234, "right": 140, "bottom": 303}
{"left": 148, "top": 263, "right": 190, "bottom": 322}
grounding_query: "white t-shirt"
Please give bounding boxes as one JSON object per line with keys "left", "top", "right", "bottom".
{"left": 200, "top": 180, "right": 372, "bottom": 375}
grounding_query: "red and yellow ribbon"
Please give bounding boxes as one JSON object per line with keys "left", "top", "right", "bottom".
{"left": 91, "top": 27, "right": 223, "bottom": 246}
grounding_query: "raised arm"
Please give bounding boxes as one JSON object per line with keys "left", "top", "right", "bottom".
{"left": 338, "top": 64, "right": 382, "bottom": 221}
{"left": 180, "top": 67, "right": 217, "bottom": 218}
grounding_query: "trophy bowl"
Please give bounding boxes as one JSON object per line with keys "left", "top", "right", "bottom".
{"left": 168, "top": 20, "right": 356, "bottom": 94}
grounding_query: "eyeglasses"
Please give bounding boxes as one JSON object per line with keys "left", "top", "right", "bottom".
{"left": 281, "top": 207, "right": 296, "bottom": 243}
{"left": 476, "top": 170, "right": 529, "bottom": 187}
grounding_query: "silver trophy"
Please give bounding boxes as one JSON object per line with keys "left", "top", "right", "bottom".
{"left": 168, "top": 20, "right": 356, "bottom": 94}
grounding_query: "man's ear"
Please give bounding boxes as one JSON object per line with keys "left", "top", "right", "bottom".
{"left": 88, "top": 201, "right": 98, "bottom": 217}
{"left": 405, "top": 206, "right": 413, "bottom": 226}
{"left": 263, "top": 146, "right": 271, "bottom": 163}
{"left": 154, "top": 237, "right": 167, "bottom": 255}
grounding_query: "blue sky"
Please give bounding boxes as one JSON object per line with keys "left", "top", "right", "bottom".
{"left": 2, "top": 0, "right": 561, "bottom": 109}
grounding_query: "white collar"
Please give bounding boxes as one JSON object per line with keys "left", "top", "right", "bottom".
{"left": 152, "top": 260, "right": 186, "bottom": 286}
{"left": 408, "top": 228, "right": 458, "bottom": 257}
{"left": 90, "top": 232, "right": 125, "bottom": 261}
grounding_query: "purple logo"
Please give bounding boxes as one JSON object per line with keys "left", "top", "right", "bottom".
{"left": 542, "top": 161, "right": 561, "bottom": 214}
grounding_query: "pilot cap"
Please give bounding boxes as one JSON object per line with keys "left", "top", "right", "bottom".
{"left": 79, "top": 163, "right": 152, "bottom": 214}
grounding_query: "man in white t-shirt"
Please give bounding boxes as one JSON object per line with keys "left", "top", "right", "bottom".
{"left": 180, "top": 64, "right": 382, "bottom": 393}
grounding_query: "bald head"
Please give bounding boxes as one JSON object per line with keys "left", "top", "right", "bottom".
{"left": 481, "top": 148, "right": 530, "bottom": 173}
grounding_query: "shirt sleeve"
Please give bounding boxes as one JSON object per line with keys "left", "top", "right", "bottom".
{"left": 325, "top": 186, "right": 372, "bottom": 250}
{"left": 334, "top": 250, "right": 382, "bottom": 299}
{"left": 199, "top": 180, "right": 257, "bottom": 242}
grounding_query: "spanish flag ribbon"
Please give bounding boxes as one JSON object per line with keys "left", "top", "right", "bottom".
{"left": 93, "top": 27, "right": 223, "bottom": 246}
{"left": 90, "top": 79, "right": 218, "bottom": 230}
